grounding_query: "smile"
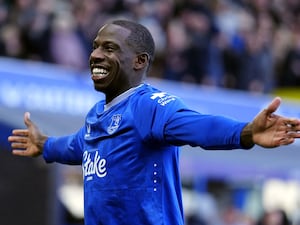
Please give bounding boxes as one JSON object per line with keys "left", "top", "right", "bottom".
{"left": 92, "top": 67, "right": 109, "bottom": 78}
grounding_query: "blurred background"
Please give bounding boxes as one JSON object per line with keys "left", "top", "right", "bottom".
{"left": 0, "top": 0, "right": 300, "bottom": 224}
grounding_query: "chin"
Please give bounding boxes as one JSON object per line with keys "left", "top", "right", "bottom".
{"left": 93, "top": 83, "right": 106, "bottom": 93}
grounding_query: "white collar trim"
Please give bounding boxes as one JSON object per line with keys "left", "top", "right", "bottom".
{"left": 104, "top": 83, "right": 144, "bottom": 111}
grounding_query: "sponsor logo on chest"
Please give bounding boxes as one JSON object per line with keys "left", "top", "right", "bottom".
{"left": 82, "top": 151, "right": 107, "bottom": 181}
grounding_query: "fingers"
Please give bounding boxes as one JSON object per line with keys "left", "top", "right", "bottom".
{"left": 8, "top": 127, "right": 29, "bottom": 151}
{"left": 265, "top": 97, "right": 281, "bottom": 115}
{"left": 278, "top": 119, "right": 300, "bottom": 146}
{"left": 8, "top": 129, "right": 29, "bottom": 144}
{"left": 279, "top": 137, "right": 295, "bottom": 146}
{"left": 285, "top": 118, "right": 300, "bottom": 128}
{"left": 8, "top": 134, "right": 28, "bottom": 149}
{"left": 283, "top": 118, "right": 300, "bottom": 140}
{"left": 24, "top": 112, "right": 32, "bottom": 128}
{"left": 272, "top": 132, "right": 296, "bottom": 146}
{"left": 9, "top": 136, "right": 27, "bottom": 144}
{"left": 11, "top": 129, "right": 29, "bottom": 136}
{"left": 12, "top": 149, "right": 32, "bottom": 157}
{"left": 8, "top": 112, "right": 32, "bottom": 149}
{"left": 279, "top": 131, "right": 300, "bottom": 146}
{"left": 8, "top": 135, "right": 38, "bottom": 157}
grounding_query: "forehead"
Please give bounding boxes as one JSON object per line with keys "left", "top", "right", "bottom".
{"left": 95, "top": 24, "right": 131, "bottom": 44}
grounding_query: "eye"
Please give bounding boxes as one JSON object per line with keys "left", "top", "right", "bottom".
{"left": 105, "top": 45, "right": 115, "bottom": 52}
{"left": 92, "top": 43, "right": 98, "bottom": 50}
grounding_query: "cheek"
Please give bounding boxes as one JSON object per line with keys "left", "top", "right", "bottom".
{"left": 111, "top": 52, "right": 135, "bottom": 73}
{"left": 125, "top": 55, "right": 136, "bottom": 68}
{"left": 118, "top": 57, "right": 133, "bottom": 71}
{"left": 110, "top": 62, "right": 119, "bottom": 77}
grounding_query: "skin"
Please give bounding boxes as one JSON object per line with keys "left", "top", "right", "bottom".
{"left": 7, "top": 23, "right": 300, "bottom": 156}
{"left": 90, "top": 24, "right": 149, "bottom": 103}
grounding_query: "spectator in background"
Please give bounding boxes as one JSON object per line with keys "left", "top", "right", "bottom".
{"left": 20, "top": 0, "right": 53, "bottom": 61}
{"left": 163, "top": 18, "right": 189, "bottom": 82}
{"left": 215, "top": 0, "right": 276, "bottom": 93}
{"left": 277, "top": 21, "right": 300, "bottom": 87}
{"left": 0, "top": 24, "right": 24, "bottom": 58}
{"left": 235, "top": 14, "right": 275, "bottom": 93}
{"left": 0, "top": 1, "right": 8, "bottom": 30}
{"left": 257, "top": 209, "right": 291, "bottom": 225}
{"left": 71, "top": 0, "right": 112, "bottom": 60}
{"left": 49, "top": 12, "right": 88, "bottom": 70}
{"left": 163, "top": 1, "right": 224, "bottom": 86}
{"left": 213, "top": 0, "right": 246, "bottom": 89}
{"left": 220, "top": 206, "right": 254, "bottom": 225}
{"left": 179, "top": 2, "right": 219, "bottom": 85}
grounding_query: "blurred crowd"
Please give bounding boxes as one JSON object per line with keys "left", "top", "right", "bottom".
{"left": 0, "top": 0, "right": 300, "bottom": 93}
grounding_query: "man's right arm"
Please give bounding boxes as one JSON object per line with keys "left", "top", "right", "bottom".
{"left": 8, "top": 112, "right": 84, "bottom": 165}
{"left": 43, "top": 133, "right": 84, "bottom": 165}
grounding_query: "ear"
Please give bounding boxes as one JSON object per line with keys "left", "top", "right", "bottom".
{"left": 133, "top": 53, "right": 149, "bottom": 70}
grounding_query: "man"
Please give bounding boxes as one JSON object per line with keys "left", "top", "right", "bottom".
{"left": 8, "top": 20, "right": 300, "bottom": 225}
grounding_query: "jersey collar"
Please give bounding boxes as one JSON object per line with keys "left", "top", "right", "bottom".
{"left": 103, "top": 83, "right": 145, "bottom": 112}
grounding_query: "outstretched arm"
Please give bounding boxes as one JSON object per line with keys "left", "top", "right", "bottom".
{"left": 8, "top": 112, "right": 48, "bottom": 157}
{"left": 241, "top": 97, "right": 300, "bottom": 148}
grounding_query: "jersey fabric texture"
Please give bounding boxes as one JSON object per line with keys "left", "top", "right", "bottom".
{"left": 43, "top": 83, "right": 248, "bottom": 225}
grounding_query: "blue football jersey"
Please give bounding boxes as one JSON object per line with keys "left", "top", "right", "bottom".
{"left": 43, "top": 83, "right": 248, "bottom": 225}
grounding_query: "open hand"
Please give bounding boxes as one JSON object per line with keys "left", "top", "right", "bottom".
{"left": 8, "top": 112, "right": 48, "bottom": 157}
{"left": 252, "top": 97, "right": 300, "bottom": 148}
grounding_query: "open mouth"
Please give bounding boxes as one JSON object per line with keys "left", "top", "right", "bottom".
{"left": 92, "top": 67, "right": 109, "bottom": 79}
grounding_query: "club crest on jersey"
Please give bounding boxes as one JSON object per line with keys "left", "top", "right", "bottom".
{"left": 107, "top": 114, "right": 122, "bottom": 134}
{"left": 150, "top": 92, "right": 176, "bottom": 106}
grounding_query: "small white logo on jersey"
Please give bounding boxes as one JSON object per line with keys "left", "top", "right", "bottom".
{"left": 151, "top": 92, "right": 167, "bottom": 100}
{"left": 107, "top": 114, "right": 122, "bottom": 134}
{"left": 150, "top": 92, "right": 176, "bottom": 106}
{"left": 85, "top": 123, "right": 91, "bottom": 138}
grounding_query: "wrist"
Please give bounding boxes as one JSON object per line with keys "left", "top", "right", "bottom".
{"left": 37, "top": 135, "right": 48, "bottom": 155}
{"left": 240, "top": 123, "right": 255, "bottom": 149}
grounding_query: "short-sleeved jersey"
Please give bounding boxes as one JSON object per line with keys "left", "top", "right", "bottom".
{"left": 43, "top": 83, "right": 248, "bottom": 225}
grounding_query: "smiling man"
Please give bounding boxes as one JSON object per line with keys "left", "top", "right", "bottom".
{"left": 8, "top": 20, "right": 300, "bottom": 225}
{"left": 90, "top": 20, "right": 154, "bottom": 103}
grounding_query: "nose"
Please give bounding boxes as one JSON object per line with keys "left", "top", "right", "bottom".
{"left": 90, "top": 47, "right": 105, "bottom": 60}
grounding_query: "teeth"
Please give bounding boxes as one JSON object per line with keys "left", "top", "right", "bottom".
{"left": 92, "top": 68, "right": 108, "bottom": 76}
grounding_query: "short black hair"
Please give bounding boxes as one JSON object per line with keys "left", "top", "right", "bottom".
{"left": 111, "top": 20, "right": 155, "bottom": 64}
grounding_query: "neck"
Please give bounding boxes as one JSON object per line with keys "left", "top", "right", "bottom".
{"left": 105, "top": 82, "right": 143, "bottom": 103}
{"left": 104, "top": 72, "right": 146, "bottom": 103}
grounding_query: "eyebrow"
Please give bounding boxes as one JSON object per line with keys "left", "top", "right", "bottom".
{"left": 93, "top": 40, "right": 121, "bottom": 51}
